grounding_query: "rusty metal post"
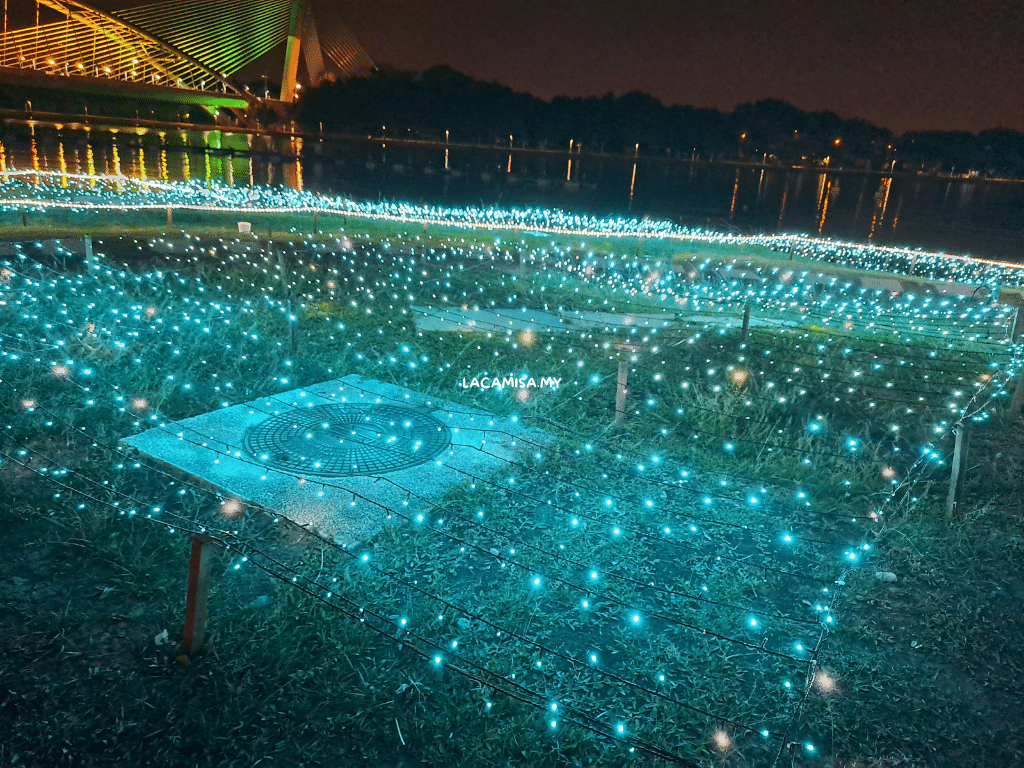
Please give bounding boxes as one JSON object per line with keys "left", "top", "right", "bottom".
{"left": 182, "top": 534, "right": 217, "bottom": 657}
{"left": 615, "top": 360, "right": 628, "bottom": 428}
{"left": 945, "top": 421, "right": 971, "bottom": 521}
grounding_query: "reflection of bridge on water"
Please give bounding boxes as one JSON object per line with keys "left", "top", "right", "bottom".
{"left": 0, "top": 0, "right": 373, "bottom": 115}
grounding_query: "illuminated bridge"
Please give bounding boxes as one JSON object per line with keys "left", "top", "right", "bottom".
{"left": 0, "top": 0, "right": 374, "bottom": 111}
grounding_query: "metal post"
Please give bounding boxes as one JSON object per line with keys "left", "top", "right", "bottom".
{"left": 945, "top": 421, "right": 971, "bottom": 521}
{"left": 741, "top": 301, "right": 751, "bottom": 337}
{"left": 182, "top": 534, "right": 217, "bottom": 657}
{"left": 84, "top": 234, "right": 94, "bottom": 275}
{"left": 287, "top": 299, "right": 297, "bottom": 358}
{"left": 1011, "top": 307, "right": 1022, "bottom": 343}
{"left": 615, "top": 360, "right": 628, "bottom": 428}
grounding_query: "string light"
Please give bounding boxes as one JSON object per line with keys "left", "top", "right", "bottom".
{"left": 1, "top": 168, "right": 1018, "bottom": 765}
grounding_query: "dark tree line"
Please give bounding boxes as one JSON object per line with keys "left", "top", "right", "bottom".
{"left": 298, "top": 66, "right": 1024, "bottom": 177}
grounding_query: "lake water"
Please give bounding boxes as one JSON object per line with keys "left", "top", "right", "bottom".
{"left": 2, "top": 122, "right": 1021, "bottom": 261}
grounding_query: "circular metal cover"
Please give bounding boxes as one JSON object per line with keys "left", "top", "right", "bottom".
{"left": 244, "top": 403, "right": 451, "bottom": 477}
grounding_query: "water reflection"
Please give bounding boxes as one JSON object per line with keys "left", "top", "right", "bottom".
{"left": 869, "top": 177, "right": 892, "bottom": 239}
{"left": 729, "top": 169, "right": 739, "bottom": 219}
{"left": 0, "top": 123, "right": 1019, "bottom": 260}
{"left": 3, "top": 125, "right": 307, "bottom": 193}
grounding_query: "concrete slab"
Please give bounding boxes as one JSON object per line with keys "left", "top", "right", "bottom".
{"left": 412, "top": 303, "right": 799, "bottom": 336}
{"left": 123, "top": 375, "right": 549, "bottom": 546}
{"left": 412, "top": 305, "right": 677, "bottom": 334}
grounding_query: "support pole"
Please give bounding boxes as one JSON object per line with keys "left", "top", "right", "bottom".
{"left": 21, "top": 206, "right": 26, "bottom": 226}
{"left": 741, "top": 300, "right": 751, "bottom": 337}
{"left": 614, "top": 360, "right": 628, "bottom": 428}
{"left": 313, "top": 209, "right": 318, "bottom": 232}
{"left": 945, "top": 421, "right": 971, "bottom": 521}
{"left": 166, "top": 206, "right": 172, "bottom": 228}
{"left": 84, "top": 234, "right": 94, "bottom": 275}
{"left": 1011, "top": 307, "right": 1022, "bottom": 343}
{"left": 182, "top": 534, "right": 217, "bottom": 657}
{"left": 287, "top": 299, "right": 297, "bottom": 358}
{"left": 1010, "top": 368, "right": 1024, "bottom": 418}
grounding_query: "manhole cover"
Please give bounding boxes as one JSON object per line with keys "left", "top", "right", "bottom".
{"left": 244, "top": 403, "right": 451, "bottom": 477}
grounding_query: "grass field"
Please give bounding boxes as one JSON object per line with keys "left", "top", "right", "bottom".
{"left": 1, "top": 201, "right": 1022, "bottom": 767}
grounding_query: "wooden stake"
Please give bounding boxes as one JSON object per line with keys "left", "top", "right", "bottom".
{"left": 166, "top": 206, "right": 173, "bottom": 228}
{"left": 313, "top": 210, "right": 319, "bottom": 232}
{"left": 1010, "top": 369, "right": 1024, "bottom": 418}
{"left": 615, "top": 360, "right": 628, "bottom": 428}
{"left": 21, "top": 207, "right": 26, "bottom": 226}
{"left": 945, "top": 421, "right": 971, "bottom": 521}
{"left": 182, "top": 534, "right": 217, "bottom": 657}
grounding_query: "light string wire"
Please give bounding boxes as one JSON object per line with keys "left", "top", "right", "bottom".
{"left": 0, "top": 425, "right": 796, "bottom": 756}
{"left": 4, "top": 173, "right": 1015, "bottom": 757}
{"left": 2, "top": 228, "right": 1007, "bottom": 528}
{"left": 0, "top": 445, "right": 698, "bottom": 764}
{"left": 2, "top": 243, "right": 1007, "bottom": 532}
{"left": 0, "top": 364, "right": 837, "bottom": 639}
{"left": 3, "top": 169, "right": 1024, "bottom": 286}
{"left": 0, "top": 237, "right": 1007, "bottom": 548}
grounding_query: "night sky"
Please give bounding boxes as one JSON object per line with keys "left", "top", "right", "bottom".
{"left": 338, "top": 0, "right": 1021, "bottom": 136}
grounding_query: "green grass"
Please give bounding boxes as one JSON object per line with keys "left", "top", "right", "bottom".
{"left": 1, "top": 213, "right": 1021, "bottom": 767}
